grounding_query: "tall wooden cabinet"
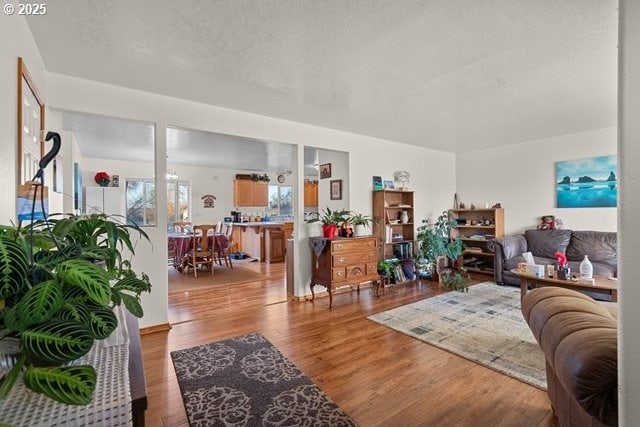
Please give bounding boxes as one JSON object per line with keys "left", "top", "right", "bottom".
{"left": 304, "top": 182, "right": 318, "bottom": 207}
{"left": 449, "top": 208, "right": 504, "bottom": 276}
{"left": 372, "top": 190, "right": 415, "bottom": 261}
{"left": 233, "top": 180, "right": 268, "bottom": 207}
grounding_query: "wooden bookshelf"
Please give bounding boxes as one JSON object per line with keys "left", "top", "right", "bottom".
{"left": 449, "top": 208, "right": 504, "bottom": 277}
{"left": 372, "top": 190, "right": 416, "bottom": 261}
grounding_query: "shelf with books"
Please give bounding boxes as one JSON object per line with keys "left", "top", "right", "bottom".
{"left": 450, "top": 208, "right": 504, "bottom": 277}
{"left": 372, "top": 190, "right": 415, "bottom": 261}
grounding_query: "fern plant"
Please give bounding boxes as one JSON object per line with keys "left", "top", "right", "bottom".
{"left": 0, "top": 213, "right": 151, "bottom": 405}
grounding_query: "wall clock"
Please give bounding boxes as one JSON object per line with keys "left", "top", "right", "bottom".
{"left": 277, "top": 174, "right": 285, "bottom": 183}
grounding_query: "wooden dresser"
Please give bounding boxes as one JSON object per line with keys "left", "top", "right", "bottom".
{"left": 310, "top": 236, "right": 379, "bottom": 308}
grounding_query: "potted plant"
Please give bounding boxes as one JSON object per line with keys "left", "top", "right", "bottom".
{"left": 349, "top": 213, "right": 376, "bottom": 237}
{"left": 0, "top": 213, "right": 152, "bottom": 405}
{"left": 306, "top": 208, "right": 350, "bottom": 238}
{"left": 417, "top": 210, "right": 469, "bottom": 291}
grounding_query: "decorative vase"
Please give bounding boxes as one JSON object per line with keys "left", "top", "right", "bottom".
{"left": 400, "top": 211, "right": 409, "bottom": 224}
{"left": 580, "top": 255, "right": 593, "bottom": 279}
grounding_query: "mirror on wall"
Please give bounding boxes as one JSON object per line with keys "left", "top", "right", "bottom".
{"left": 303, "top": 146, "right": 349, "bottom": 219}
{"left": 17, "top": 57, "right": 45, "bottom": 186}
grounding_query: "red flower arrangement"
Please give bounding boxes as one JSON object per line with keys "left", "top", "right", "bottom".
{"left": 94, "top": 171, "right": 111, "bottom": 187}
{"left": 553, "top": 251, "right": 567, "bottom": 268}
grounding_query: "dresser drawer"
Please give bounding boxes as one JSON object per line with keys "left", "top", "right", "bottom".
{"left": 332, "top": 267, "right": 347, "bottom": 281}
{"left": 366, "top": 263, "right": 378, "bottom": 275}
{"left": 346, "top": 264, "right": 367, "bottom": 278}
{"left": 332, "top": 250, "right": 377, "bottom": 267}
{"left": 331, "top": 238, "right": 376, "bottom": 254}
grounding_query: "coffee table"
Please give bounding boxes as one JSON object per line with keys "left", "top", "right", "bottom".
{"left": 511, "top": 269, "right": 618, "bottom": 302}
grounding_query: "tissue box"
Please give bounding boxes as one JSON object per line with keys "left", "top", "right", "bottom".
{"left": 526, "top": 264, "right": 545, "bottom": 277}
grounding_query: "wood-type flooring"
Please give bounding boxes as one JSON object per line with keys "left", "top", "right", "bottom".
{"left": 142, "top": 263, "right": 557, "bottom": 426}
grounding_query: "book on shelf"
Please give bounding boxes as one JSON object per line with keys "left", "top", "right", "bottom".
{"left": 392, "top": 241, "right": 414, "bottom": 259}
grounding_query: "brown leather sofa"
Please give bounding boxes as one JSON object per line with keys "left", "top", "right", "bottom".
{"left": 522, "top": 287, "right": 617, "bottom": 427}
{"left": 488, "top": 229, "right": 617, "bottom": 289}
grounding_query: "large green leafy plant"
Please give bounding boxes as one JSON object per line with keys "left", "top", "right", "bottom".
{"left": 417, "top": 210, "right": 469, "bottom": 291}
{"left": 0, "top": 213, "right": 151, "bottom": 405}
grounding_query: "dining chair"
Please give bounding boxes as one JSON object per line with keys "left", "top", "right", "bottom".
{"left": 216, "top": 223, "right": 233, "bottom": 268}
{"left": 182, "top": 224, "right": 215, "bottom": 278}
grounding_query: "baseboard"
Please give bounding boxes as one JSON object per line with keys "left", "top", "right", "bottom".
{"left": 139, "top": 322, "right": 172, "bottom": 335}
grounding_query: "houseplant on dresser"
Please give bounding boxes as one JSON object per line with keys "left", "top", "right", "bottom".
{"left": 0, "top": 213, "right": 151, "bottom": 405}
{"left": 305, "top": 207, "right": 350, "bottom": 238}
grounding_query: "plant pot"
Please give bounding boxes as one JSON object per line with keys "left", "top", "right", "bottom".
{"left": 322, "top": 224, "right": 338, "bottom": 238}
{"left": 354, "top": 224, "right": 369, "bottom": 236}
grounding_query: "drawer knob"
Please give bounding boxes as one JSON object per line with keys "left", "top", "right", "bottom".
{"left": 336, "top": 244, "right": 343, "bottom": 250}
{"left": 337, "top": 271, "right": 343, "bottom": 277}
{"left": 339, "top": 256, "right": 345, "bottom": 263}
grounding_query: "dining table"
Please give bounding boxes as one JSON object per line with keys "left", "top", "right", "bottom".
{"left": 168, "top": 232, "right": 229, "bottom": 271}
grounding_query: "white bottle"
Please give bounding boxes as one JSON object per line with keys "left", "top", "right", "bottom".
{"left": 580, "top": 255, "right": 593, "bottom": 279}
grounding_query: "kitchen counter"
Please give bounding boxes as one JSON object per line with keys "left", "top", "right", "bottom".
{"left": 233, "top": 222, "right": 291, "bottom": 262}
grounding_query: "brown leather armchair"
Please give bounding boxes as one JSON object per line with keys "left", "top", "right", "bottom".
{"left": 521, "top": 287, "right": 617, "bottom": 427}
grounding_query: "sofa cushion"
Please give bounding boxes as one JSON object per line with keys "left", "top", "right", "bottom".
{"left": 524, "top": 229, "right": 572, "bottom": 259}
{"left": 566, "top": 230, "right": 617, "bottom": 266}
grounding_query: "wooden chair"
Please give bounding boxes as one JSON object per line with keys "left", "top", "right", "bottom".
{"left": 182, "top": 224, "right": 215, "bottom": 278}
{"left": 215, "top": 223, "right": 234, "bottom": 268}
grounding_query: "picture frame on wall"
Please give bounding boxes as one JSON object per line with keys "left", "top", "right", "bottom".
{"left": 330, "top": 179, "right": 342, "bottom": 200}
{"left": 319, "top": 163, "right": 332, "bottom": 179}
{"left": 372, "top": 176, "right": 383, "bottom": 191}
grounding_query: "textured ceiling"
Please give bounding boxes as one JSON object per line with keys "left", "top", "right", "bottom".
{"left": 31, "top": 0, "right": 618, "bottom": 152}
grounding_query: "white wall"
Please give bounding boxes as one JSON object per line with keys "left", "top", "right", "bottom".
{"left": 619, "top": 1, "right": 640, "bottom": 425}
{"left": 0, "top": 14, "right": 47, "bottom": 221}
{"left": 48, "top": 73, "right": 456, "bottom": 326}
{"left": 456, "top": 127, "right": 617, "bottom": 234}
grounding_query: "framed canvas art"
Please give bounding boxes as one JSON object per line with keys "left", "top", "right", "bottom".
{"left": 556, "top": 155, "right": 617, "bottom": 208}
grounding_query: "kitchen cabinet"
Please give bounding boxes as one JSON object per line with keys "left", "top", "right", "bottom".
{"left": 85, "top": 187, "right": 121, "bottom": 216}
{"left": 265, "top": 227, "right": 285, "bottom": 263}
{"left": 233, "top": 180, "right": 268, "bottom": 207}
{"left": 235, "top": 223, "right": 285, "bottom": 262}
{"left": 304, "top": 182, "right": 318, "bottom": 207}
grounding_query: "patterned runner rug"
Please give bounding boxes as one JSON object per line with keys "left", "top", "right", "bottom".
{"left": 171, "top": 333, "right": 357, "bottom": 427}
{"left": 368, "top": 282, "right": 546, "bottom": 389}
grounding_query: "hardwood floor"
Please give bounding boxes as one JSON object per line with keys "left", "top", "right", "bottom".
{"left": 142, "top": 264, "right": 556, "bottom": 426}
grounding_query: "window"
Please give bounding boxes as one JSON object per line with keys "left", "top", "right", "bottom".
{"left": 267, "top": 185, "right": 292, "bottom": 216}
{"left": 167, "top": 180, "right": 190, "bottom": 224}
{"left": 126, "top": 179, "right": 190, "bottom": 226}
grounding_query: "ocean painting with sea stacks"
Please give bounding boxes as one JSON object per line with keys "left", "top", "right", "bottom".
{"left": 556, "top": 155, "right": 617, "bottom": 208}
